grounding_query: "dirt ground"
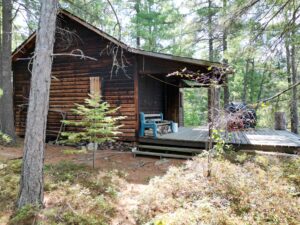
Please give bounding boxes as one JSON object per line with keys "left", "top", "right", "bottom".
{"left": 0, "top": 139, "right": 184, "bottom": 184}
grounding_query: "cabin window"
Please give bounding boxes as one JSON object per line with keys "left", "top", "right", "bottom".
{"left": 90, "top": 76, "right": 102, "bottom": 96}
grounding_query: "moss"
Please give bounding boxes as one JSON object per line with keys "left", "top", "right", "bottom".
{"left": 9, "top": 205, "right": 39, "bottom": 225}
{"left": 44, "top": 161, "right": 90, "bottom": 183}
{"left": 0, "top": 160, "right": 21, "bottom": 211}
{"left": 62, "top": 149, "right": 87, "bottom": 155}
{"left": 281, "top": 158, "right": 300, "bottom": 191}
{"left": 1, "top": 160, "right": 118, "bottom": 225}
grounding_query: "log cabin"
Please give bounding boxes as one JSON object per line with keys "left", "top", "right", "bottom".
{"left": 12, "top": 9, "right": 222, "bottom": 144}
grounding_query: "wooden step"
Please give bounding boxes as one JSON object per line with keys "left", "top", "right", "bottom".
{"left": 138, "top": 144, "right": 203, "bottom": 154}
{"left": 132, "top": 148, "right": 192, "bottom": 159}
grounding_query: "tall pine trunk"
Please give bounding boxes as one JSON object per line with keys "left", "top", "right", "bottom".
{"left": 242, "top": 59, "right": 249, "bottom": 104}
{"left": 135, "top": 0, "right": 141, "bottom": 48}
{"left": 207, "top": 0, "right": 220, "bottom": 126}
{"left": 290, "top": 5, "right": 298, "bottom": 134}
{"left": 1, "top": 0, "right": 16, "bottom": 142}
{"left": 222, "top": 0, "right": 229, "bottom": 107}
{"left": 207, "top": 0, "right": 213, "bottom": 125}
{"left": 290, "top": 36, "right": 298, "bottom": 134}
{"left": 24, "top": 0, "right": 34, "bottom": 35}
{"left": 18, "top": 0, "right": 58, "bottom": 208}
{"left": 0, "top": 2, "right": 2, "bottom": 103}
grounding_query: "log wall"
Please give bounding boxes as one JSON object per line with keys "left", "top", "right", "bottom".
{"left": 138, "top": 74, "right": 165, "bottom": 114}
{"left": 13, "top": 14, "right": 136, "bottom": 141}
{"left": 13, "top": 11, "right": 210, "bottom": 142}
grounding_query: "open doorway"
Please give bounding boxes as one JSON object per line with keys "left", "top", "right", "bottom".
{"left": 181, "top": 88, "right": 208, "bottom": 127}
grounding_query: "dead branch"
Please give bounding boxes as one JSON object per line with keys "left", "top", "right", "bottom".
{"left": 106, "top": 0, "right": 121, "bottom": 40}
{"left": 259, "top": 80, "right": 300, "bottom": 103}
{"left": 224, "top": 0, "right": 260, "bottom": 27}
{"left": 252, "top": 0, "right": 291, "bottom": 42}
{"left": 167, "top": 67, "right": 233, "bottom": 86}
{"left": 52, "top": 49, "right": 97, "bottom": 61}
{"left": 100, "top": 43, "right": 131, "bottom": 79}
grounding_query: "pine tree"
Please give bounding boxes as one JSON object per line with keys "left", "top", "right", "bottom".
{"left": 18, "top": 0, "right": 58, "bottom": 209}
{"left": 0, "top": 0, "right": 16, "bottom": 143}
{"left": 130, "top": 0, "right": 182, "bottom": 52}
{"left": 61, "top": 94, "right": 125, "bottom": 168}
{"left": 0, "top": 89, "right": 11, "bottom": 144}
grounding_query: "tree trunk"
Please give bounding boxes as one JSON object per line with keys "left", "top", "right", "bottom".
{"left": 24, "top": 0, "right": 34, "bottom": 35}
{"left": 242, "top": 59, "right": 249, "bottom": 104}
{"left": 0, "top": 0, "right": 16, "bottom": 142}
{"left": 135, "top": 0, "right": 141, "bottom": 48}
{"left": 222, "top": 0, "right": 229, "bottom": 107}
{"left": 17, "top": 0, "right": 58, "bottom": 208}
{"left": 0, "top": 2, "right": 2, "bottom": 114}
{"left": 290, "top": 7, "right": 298, "bottom": 134}
{"left": 290, "top": 38, "right": 298, "bottom": 134}
{"left": 255, "top": 70, "right": 267, "bottom": 110}
{"left": 249, "top": 59, "right": 255, "bottom": 103}
{"left": 207, "top": 0, "right": 214, "bottom": 125}
{"left": 285, "top": 36, "right": 291, "bottom": 85}
{"left": 274, "top": 112, "right": 286, "bottom": 130}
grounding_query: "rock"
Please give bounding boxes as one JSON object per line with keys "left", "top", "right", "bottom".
{"left": 87, "top": 142, "right": 98, "bottom": 151}
{"left": 155, "top": 158, "right": 170, "bottom": 166}
{"left": 98, "top": 141, "right": 134, "bottom": 151}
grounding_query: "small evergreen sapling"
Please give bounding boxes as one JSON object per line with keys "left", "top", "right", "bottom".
{"left": 61, "top": 94, "right": 125, "bottom": 168}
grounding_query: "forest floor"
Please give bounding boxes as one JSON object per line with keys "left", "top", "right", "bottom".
{"left": 0, "top": 140, "right": 299, "bottom": 225}
{"left": 0, "top": 140, "right": 183, "bottom": 225}
{"left": 0, "top": 140, "right": 183, "bottom": 184}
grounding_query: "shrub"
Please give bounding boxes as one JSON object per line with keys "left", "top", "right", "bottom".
{"left": 9, "top": 205, "right": 39, "bottom": 225}
{"left": 0, "top": 160, "right": 21, "bottom": 212}
{"left": 0, "top": 160, "right": 121, "bottom": 225}
{"left": 135, "top": 156, "right": 300, "bottom": 225}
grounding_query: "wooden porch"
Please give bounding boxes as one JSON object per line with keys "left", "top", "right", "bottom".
{"left": 136, "top": 127, "right": 300, "bottom": 158}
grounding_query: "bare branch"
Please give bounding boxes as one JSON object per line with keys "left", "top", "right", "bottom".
{"left": 52, "top": 49, "right": 97, "bottom": 61}
{"left": 106, "top": 0, "right": 121, "bottom": 40}
{"left": 258, "top": 80, "right": 300, "bottom": 103}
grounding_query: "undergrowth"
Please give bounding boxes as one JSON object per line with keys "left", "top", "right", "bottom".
{"left": 1, "top": 151, "right": 299, "bottom": 225}
{"left": 136, "top": 153, "right": 300, "bottom": 225}
{"left": 0, "top": 160, "right": 123, "bottom": 225}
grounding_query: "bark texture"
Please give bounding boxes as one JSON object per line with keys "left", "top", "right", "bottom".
{"left": 18, "top": 0, "right": 58, "bottom": 208}
{"left": 135, "top": 0, "right": 141, "bottom": 48}
{"left": 207, "top": 0, "right": 213, "bottom": 124}
{"left": 291, "top": 29, "right": 299, "bottom": 134}
{"left": 0, "top": 0, "right": 16, "bottom": 141}
{"left": 242, "top": 59, "right": 249, "bottom": 104}
{"left": 222, "top": 0, "right": 229, "bottom": 107}
{"left": 290, "top": 42, "right": 298, "bottom": 134}
{"left": 290, "top": 10, "right": 298, "bottom": 134}
{"left": 274, "top": 112, "right": 286, "bottom": 130}
{"left": 0, "top": 3, "right": 2, "bottom": 102}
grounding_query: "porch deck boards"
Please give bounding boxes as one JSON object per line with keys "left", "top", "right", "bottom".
{"left": 140, "top": 127, "right": 300, "bottom": 153}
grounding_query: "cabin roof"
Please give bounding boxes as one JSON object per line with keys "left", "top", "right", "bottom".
{"left": 12, "top": 9, "right": 223, "bottom": 68}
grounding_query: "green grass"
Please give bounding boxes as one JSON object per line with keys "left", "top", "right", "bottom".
{"left": 62, "top": 149, "right": 87, "bottom": 155}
